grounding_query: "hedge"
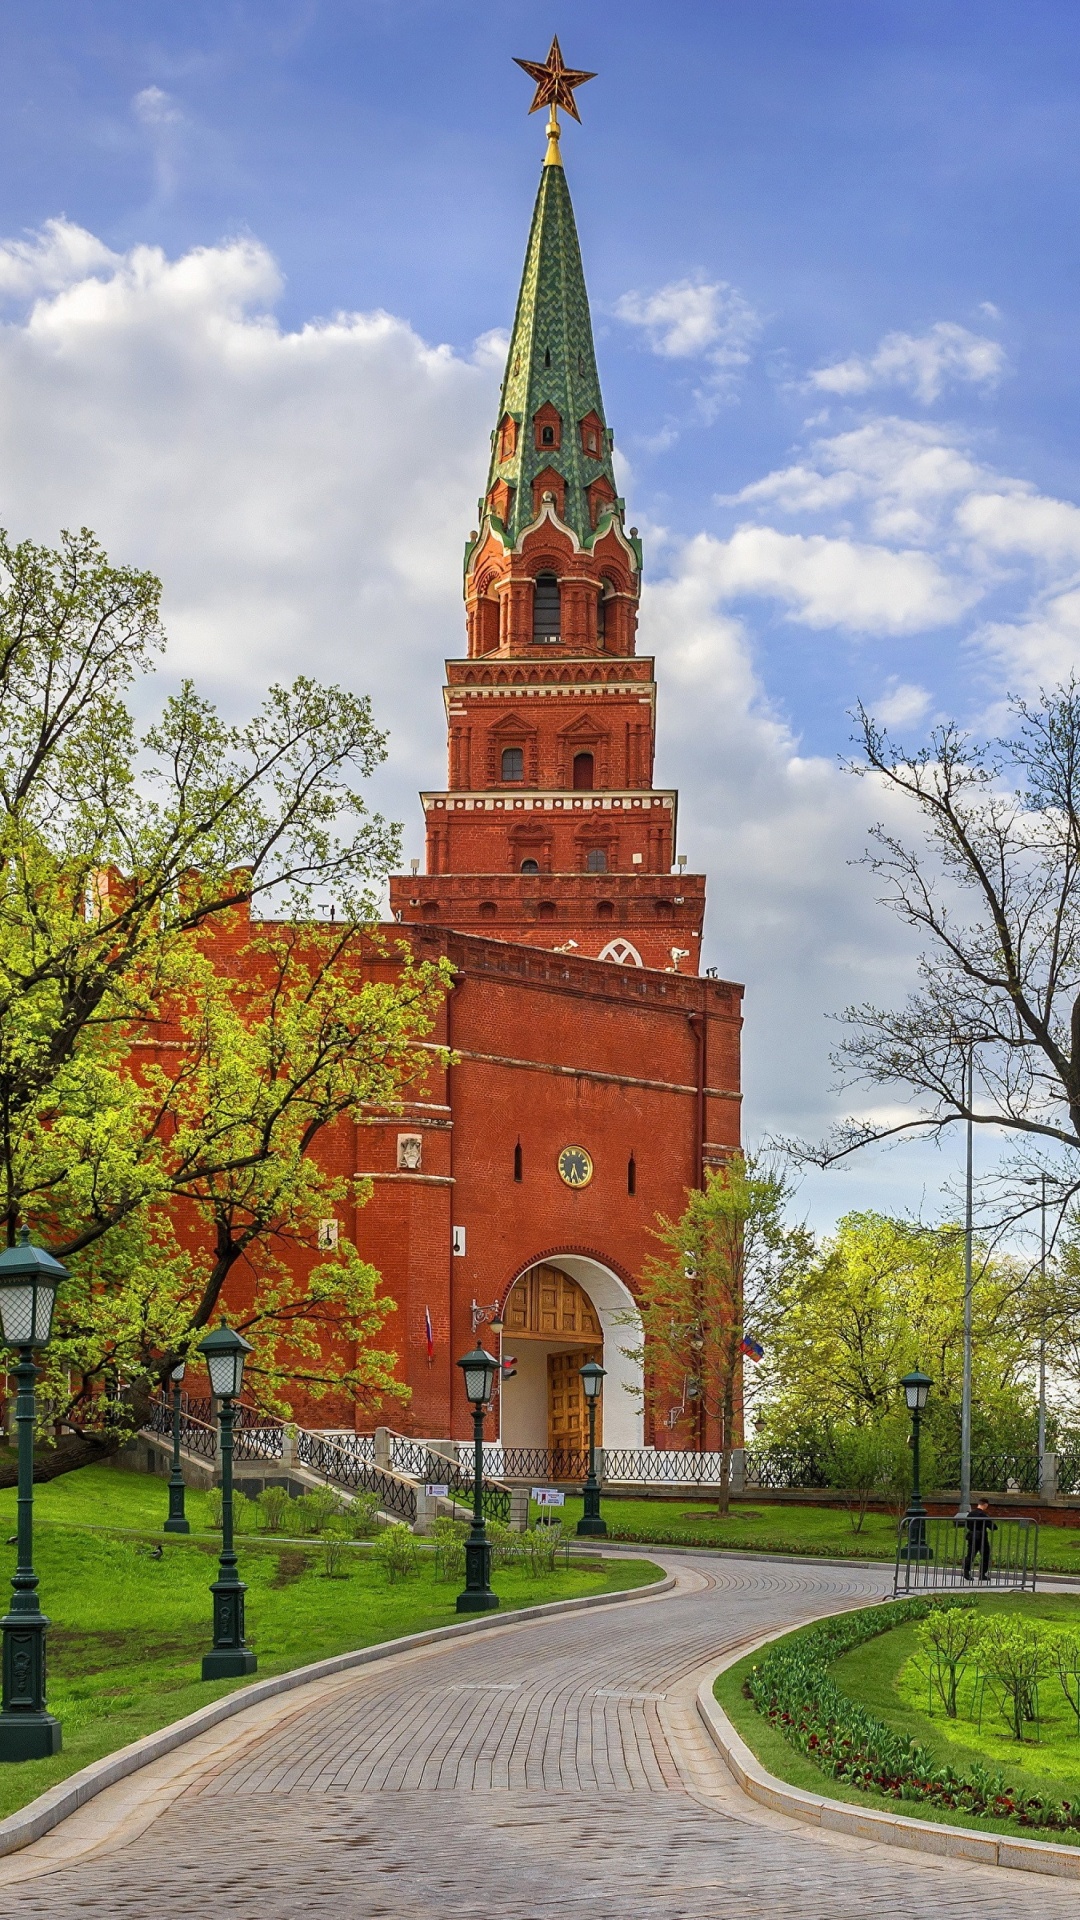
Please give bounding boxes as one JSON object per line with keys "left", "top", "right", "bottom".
{"left": 746, "top": 1598, "right": 1080, "bottom": 1835}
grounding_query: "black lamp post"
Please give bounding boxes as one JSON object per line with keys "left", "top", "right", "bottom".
{"left": 576, "top": 1360, "right": 607, "bottom": 1538}
{"left": 899, "top": 1367, "right": 933, "bottom": 1561}
{"left": 199, "top": 1321, "right": 257, "bottom": 1679}
{"left": 0, "top": 1228, "right": 67, "bottom": 1761}
{"left": 456, "top": 1344, "right": 499, "bottom": 1613}
{"left": 164, "top": 1361, "right": 190, "bottom": 1536}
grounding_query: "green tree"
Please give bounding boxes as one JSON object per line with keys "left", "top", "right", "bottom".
{"left": 759, "top": 1213, "right": 1039, "bottom": 1477}
{"left": 0, "top": 527, "right": 449, "bottom": 1481}
{"left": 625, "top": 1154, "right": 812, "bottom": 1513}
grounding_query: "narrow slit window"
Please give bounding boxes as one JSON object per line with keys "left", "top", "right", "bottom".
{"left": 627, "top": 1155, "right": 636, "bottom": 1196}
{"left": 514, "top": 1142, "right": 523, "bottom": 1183}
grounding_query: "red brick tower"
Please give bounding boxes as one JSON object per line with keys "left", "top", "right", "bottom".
{"left": 390, "top": 93, "right": 705, "bottom": 975}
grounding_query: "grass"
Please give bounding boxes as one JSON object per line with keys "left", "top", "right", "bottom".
{"left": 715, "top": 1591, "right": 1080, "bottom": 1847}
{"left": 532, "top": 1493, "right": 1080, "bottom": 1574}
{"left": 0, "top": 1466, "right": 661, "bottom": 1822}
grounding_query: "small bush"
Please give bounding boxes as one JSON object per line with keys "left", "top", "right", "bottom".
{"left": 256, "top": 1485, "right": 293, "bottom": 1535}
{"left": 522, "top": 1522, "right": 570, "bottom": 1574}
{"left": 207, "top": 1486, "right": 223, "bottom": 1529}
{"left": 432, "top": 1516, "right": 467, "bottom": 1581}
{"left": 373, "top": 1521, "right": 419, "bottom": 1582}
{"left": 487, "top": 1519, "right": 524, "bottom": 1569}
{"left": 347, "top": 1491, "right": 382, "bottom": 1539}
{"left": 206, "top": 1486, "right": 256, "bottom": 1533}
{"left": 913, "top": 1606, "right": 981, "bottom": 1718}
{"left": 322, "top": 1529, "right": 350, "bottom": 1578}
{"left": 970, "top": 1614, "right": 1055, "bottom": 1741}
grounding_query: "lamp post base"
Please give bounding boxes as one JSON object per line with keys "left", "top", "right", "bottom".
{"left": 456, "top": 1535, "right": 498, "bottom": 1612}
{"left": 0, "top": 1711, "right": 62, "bottom": 1762}
{"left": 899, "top": 1508, "right": 934, "bottom": 1561}
{"left": 576, "top": 1512, "right": 608, "bottom": 1537}
{"left": 163, "top": 1513, "right": 190, "bottom": 1535}
{"left": 202, "top": 1646, "right": 258, "bottom": 1680}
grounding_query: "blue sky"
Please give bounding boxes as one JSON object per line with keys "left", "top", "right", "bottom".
{"left": 0, "top": 2, "right": 1077, "bottom": 1230}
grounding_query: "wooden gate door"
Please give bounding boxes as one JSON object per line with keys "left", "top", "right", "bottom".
{"left": 548, "top": 1348, "right": 602, "bottom": 1465}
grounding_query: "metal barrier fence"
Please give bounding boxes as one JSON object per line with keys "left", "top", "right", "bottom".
{"left": 894, "top": 1514, "right": 1038, "bottom": 1595}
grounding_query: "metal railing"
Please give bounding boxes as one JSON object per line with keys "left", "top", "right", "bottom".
{"left": 465, "top": 1444, "right": 590, "bottom": 1485}
{"left": 143, "top": 1396, "right": 217, "bottom": 1461}
{"left": 744, "top": 1446, "right": 830, "bottom": 1490}
{"left": 296, "top": 1430, "right": 417, "bottom": 1525}
{"left": 894, "top": 1514, "right": 1038, "bottom": 1594}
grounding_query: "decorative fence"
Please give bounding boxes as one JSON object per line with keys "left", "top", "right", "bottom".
{"left": 142, "top": 1396, "right": 217, "bottom": 1461}
{"left": 295, "top": 1430, "right": 417, "bottom": 1525}
{"left": 894, "top": 1514, "right": 1039, "bottom": 1595}
{"left": 462, "top": 1442, "right": 827, "bottom": 1490}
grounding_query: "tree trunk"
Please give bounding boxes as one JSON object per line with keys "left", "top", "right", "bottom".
{"left": 0, "top": 1384, "right": 159, "bottom": 1487}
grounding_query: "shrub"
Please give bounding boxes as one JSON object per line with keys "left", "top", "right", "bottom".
{"left": 487, "top": 1519, "right": 524, "bottom": 1569}
{"left": 256, "top": 1485, "right": 293, "bottom": 1535}
{"left": 746, "top": 1598, "right": 1080, "bottom": 1835}
{"left": 373, "top": 1522, "right": 419, "bottom": 1582}
{"left": 913, "top": 1606, "right": 981, "bottom": 1718}
{"left": 825, "top": 1422, "right": 912, "bottom": 1531}
{"left": 346, "top": 1491, "right": 382, "bottom": 1539}
{"left": 290, "top": 1487, "right": 346, "bottom": 1536}
{"left": 322, "top": 1529, "right": 349, "bottom": 1578}
{"left": 206, "top": 1486, "right": 256, "bottom": 1533}
{"left": 970, "top": 1615, "right": 1055, "bottom": 1741}
{"left": 432, "top": 1516, "right": 467, "bottom": 1581}
{"left": 206, "top": 1486, "right": 223, "bottom": 1529}
{"left": 522, "top": 1522, "right": 570, "bottom": 1574}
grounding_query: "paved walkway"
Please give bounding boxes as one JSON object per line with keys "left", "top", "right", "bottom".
{"left": 2, "top": 1553, "right": 1078, "bottom": 1916}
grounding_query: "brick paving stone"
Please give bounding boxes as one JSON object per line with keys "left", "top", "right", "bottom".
{"left": 7, "top": 1555, "right": 1080, "bottom": 1917}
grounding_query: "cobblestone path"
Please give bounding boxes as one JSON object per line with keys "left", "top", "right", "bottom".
{"left": 4, "top": 1554, "right": 1079, "bottom": 1917}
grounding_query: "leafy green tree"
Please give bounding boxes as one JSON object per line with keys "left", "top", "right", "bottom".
{"left": 0, "top": 527, "right": 448, "bottom": 1482}
{"left": 625, "top": 1155, "right": 812, "bottom": 1512}
{"left": 759, "top": 1212, "right": 1039, "bottom": 1475}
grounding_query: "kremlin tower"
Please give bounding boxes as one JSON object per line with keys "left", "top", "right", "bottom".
{"left": 391, "top": 46, "right": 705, "bottom": 975}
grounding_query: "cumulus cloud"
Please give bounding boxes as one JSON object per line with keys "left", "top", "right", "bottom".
{"left": 871, "top": 681, "right": 933, "bottom": 727}
{"left": 692, "top": 525, "right": 972, "bottom": 633}
{"left": 133, "top": 86, "right": 184, "bottom": 129}
{"left": 809, "top": 321, "right": 1005, "bottom": 405}
{"left": 0, "top": 217, "right": 120, "bottom": 300}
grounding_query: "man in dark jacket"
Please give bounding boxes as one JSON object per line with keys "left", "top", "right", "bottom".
{"left": 962, "top": 1499, "right": 996, "bottom": 1579}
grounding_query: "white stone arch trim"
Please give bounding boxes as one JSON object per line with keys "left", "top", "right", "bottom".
{"left": 598, "top": 938, "right": 643, "bottom": 966}
{"left": 501, "top": 1251, "right": 644, "bottom": 1450}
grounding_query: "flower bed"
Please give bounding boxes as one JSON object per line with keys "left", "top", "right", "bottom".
{"left": 747, "top": 1598, "right": 1080, "bottom": 1835}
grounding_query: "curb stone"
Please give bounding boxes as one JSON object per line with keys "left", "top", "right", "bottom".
{"left": 0, "top": 1567, "right": 674, "bottom": 1860}
{"left": 696, "top": 1617, "right": 1080, "bottom": 1881}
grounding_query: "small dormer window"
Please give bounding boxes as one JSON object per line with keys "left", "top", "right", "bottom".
{"left": 541, "top": 425, "right": 555, "bottom": 446}
{"left": 587, "top": 432, "right": 597, "bottom": 452}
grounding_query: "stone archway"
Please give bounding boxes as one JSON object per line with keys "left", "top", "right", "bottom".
{"left": 499, "top": 1255, "right": 643, "bottom": 1452}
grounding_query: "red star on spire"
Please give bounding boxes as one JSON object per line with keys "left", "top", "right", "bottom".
{"left": 514, "top": 36, "right": 596, "bottom": 124}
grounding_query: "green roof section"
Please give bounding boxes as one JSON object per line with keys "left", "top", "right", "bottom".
{"left": 484, "top": 153, "right": 621, "bottom": 549}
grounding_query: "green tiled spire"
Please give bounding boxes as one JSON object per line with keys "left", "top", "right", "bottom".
{"left": 484, "top": 154, "right": 620, "bottom": 549}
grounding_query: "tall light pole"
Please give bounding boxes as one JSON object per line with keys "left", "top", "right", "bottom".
{"left": 0, "top": 1230, "right": 67, "bottom": 1760}
{"left": 199, "top": 1321, "right": 257, "bottom": 1680}
{"left": 900, "top": 1368, "right": 933, "bottom": 1560}
{"left": 958, "top": 1048, "right": 974, "bottom": 1520}
{"left": 576, "top": 1360, "right": 607, "bottom": 1537}
{"left": 456, "top": 1345, "right": 499, "bottom": 1613}
{"left": 1038, "top": 1170, "right": 1048, "bottom": 1473}
{"left": 164, "top": 1360, "right": 190, "bottom": 1535}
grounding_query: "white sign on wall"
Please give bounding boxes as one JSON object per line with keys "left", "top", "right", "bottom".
{"left": 452, "top": 1226, "right": 466, "bottom": 1256}
{"left": 531, "top": 1488, "right": 565, "bottom": 1507}
{"left": 424, "top": 1483, "right": 450, "bottom": 1499}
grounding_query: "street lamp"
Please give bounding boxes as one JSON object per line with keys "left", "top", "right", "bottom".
{"left": 900, "top": 1368, "right": 933, "bottom": 1561}
{"left": 456, "top": 1344, "right": 499, "bottom": 1613}
{"left": 0, "top": 1228, "right": 67, "bottom": 1760}
{"left": 198, "top": 1321, "right": 257, "bottom": 1679}
{"left": 576, "top": 1360, "right": 607, "bottom": 1538}
{"left": 164, "top": 1361, "right": 190, "bottom": 1536}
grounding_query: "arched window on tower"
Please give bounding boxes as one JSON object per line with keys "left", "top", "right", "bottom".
{"left": 573, "top": 752, "right": 594, "bottom": 791}
{"left": 501, "top": 746, "right": 524, "bottom": 781}
{"left": 520, "top": 857, "right": 540, "bottom": 873}
{"left": 586, "top": 848, "right": 608, "bottom": 873}
{"left": 533, "top": 573, "right": 561, "bottom": 644}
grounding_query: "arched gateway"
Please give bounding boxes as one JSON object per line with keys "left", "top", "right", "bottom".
{"left": 499, "top": 1257, "right": 643, "bottom": 1452}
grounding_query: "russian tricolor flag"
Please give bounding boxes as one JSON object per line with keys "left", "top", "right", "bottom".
{"left": 425, "top": 1306, "right": 434, "bottom": 1361}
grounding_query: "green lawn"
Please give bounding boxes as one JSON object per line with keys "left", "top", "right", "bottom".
{"left": 540, "top": 1494, "right": 1080, "bottom": 1573}
{"left": 716, "top": 1592, "right": 1080, "bottom": 1846}
{"left": 0, "top": 1467, "right": 661, "bottom": 1821}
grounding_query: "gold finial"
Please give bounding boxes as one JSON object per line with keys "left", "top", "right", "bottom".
{"left": 514, "top": 36, "right": 596, "bottom": 165}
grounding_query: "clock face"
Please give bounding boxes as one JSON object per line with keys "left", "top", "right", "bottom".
{"left": 558, "top": 1145, "right": 594, "bottom": 1189}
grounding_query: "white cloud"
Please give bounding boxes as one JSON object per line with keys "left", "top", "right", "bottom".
{"left": 871, "top": 680, "right": 933, "bottom": 728}
{"left": 615, "top": 275, "right": 760, "bottom": 414}
{"left": 693, "top": 524, "right": 973, "bottom": 633}
{"left": 810, "top": 321, "right": 1005, "bottom": 405}
{"left": 0, "top": 217, "right": 119, "bottom": 300}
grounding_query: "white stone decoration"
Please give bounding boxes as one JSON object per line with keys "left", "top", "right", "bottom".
{"left": 397, "top": 1132, "right": 423, "bottom": 1170}
{"left": 598, "top": 938, "right": 643, "bottom": 967}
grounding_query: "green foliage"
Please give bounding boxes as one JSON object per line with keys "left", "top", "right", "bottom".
{"left": 321, "top": 1531, "right": 349, "bottom": 1578}
{"left": 628, "top": 1154, "right": 811, "bottom": 1492}
{"left": 372, "top": 1521, "right": 419, "bottom": 1582}
{"left": 0, "top": 525, "right": 453, "bottom": 1471}
{"left": 747, "top": 1599, "right": 1080, "bottom": 1833}
{"left": 346, "top": 1491, "right": 382, "bottom": 1539}
{"left": 255, "top": 1485, "right": 293, "bottom": 1534}
{"left": 823, "top": 1419, "right": 913, "bottom": 1528}
{"left": 758, "top": 1212, "right": 1037, "bottom": 1472}
{"left": 913, "top": 1606, "right": 981, "bottom": 1718}
{"left": 969, "top": 1615, "right": 1056, "bottom": 1741}
{"left": 431, "top": 1515, "right": 467, "bottom": 1581}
